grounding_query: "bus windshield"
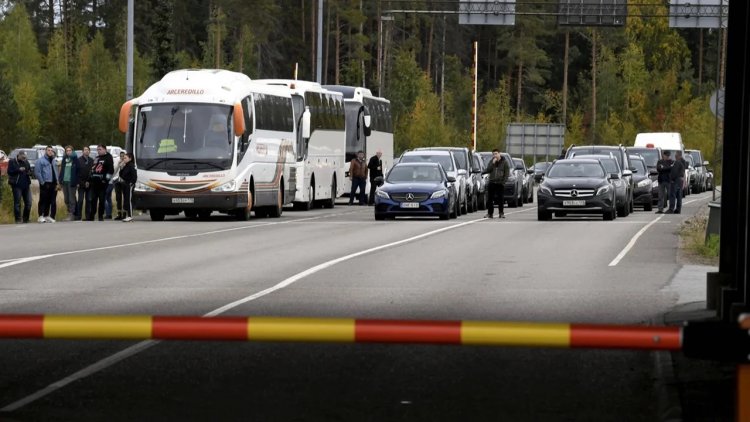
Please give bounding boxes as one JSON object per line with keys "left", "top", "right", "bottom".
{"left": 135, "top": 103, "right": 234, "bottom": 171}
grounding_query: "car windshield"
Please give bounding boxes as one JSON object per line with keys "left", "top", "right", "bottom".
{"left": 387, "top": 165, "right": 443, "bottom": 183}
{"left": 630, "top": 159, "right": 647, "bottom": 174}
{"left": 572, "top": 148, "right": 621, "bottom": 168}
{"left": 401, "top": 154, "right": 454, "bottom": 171}
{"left": 547, "top": 162, "right": 605, "bottom": 178}
{"left": 599, "top": 158, "right": 619, "bottom": 174}
{"left": 684, "top": 155, "right": 694, "bottom": 167}
{"left": 135, "top": 103, "right": 234, "bottom": 171}
{"left": 686, "top": 151, "right": 702, "bottom": 165}
{"left": 533, "top": 162, "right": 550, "bottom": 171}
{"left": 629, "top": 148, "right": 659, "bottom": 167}
{"left": 450, "top": 151, "right": 467, "bottom": 170}
{"left": 513, "top": 159, "right": 525, "bottom": 169}
{"left": 14, "top": 150, "right": 38, "bottom": 160}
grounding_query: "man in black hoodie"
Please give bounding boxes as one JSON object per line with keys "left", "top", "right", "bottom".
{"left": 667, "top": 150, "right": 687, "bottom": 214}
{"left": 76, "top": 146, "right": 94, "bottom": 220}
{"left": 88, "top": 144, "right": 114, "bottom": 221}
{"left": 655, "top": 150, "right": 672, "bottom": 214}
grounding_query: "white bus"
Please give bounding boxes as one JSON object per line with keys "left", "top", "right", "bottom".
{"left": 256, "top": 80, "right": 346, "bottom": 210}
{"left": 119, "top": 69, "right": 308, "bottom": 221}
{"left": 323, "top": 85, "right": 394, "bottom": 197}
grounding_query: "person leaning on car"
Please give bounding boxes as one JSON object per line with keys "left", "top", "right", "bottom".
{"left": 482, "top": 148, "right": 510, "bottom": 219}
{"left": 655, "top": 150, "right": 672, "bottom": 214}
{"left": 667, "top": 150, "right": 687, "bottom": 214}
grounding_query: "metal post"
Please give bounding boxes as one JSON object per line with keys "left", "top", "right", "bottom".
{"left": 471, "top": 41, "right": 478, "bottom": 152}
{"left": 316, "top": 0, "right": 324, "bottom": 83}
{"left": 126, "top": 0, "right": 134, "bottom": 100}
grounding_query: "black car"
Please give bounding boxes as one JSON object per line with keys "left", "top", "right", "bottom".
{"left": 373, "top": 162, "right": 458, "bottom": 220}
{"left": 566, "top": 145, "right": 635, "bottom": 205}
{"left": 531, "top": 161, "right": 552, "bottom": 183}
{"left": 628, "top": 155, "right": 654, "bottom": 211}
{"left": 573, "top": 154, "right": 632, "bottom": 217}
{"left": 537, "top": 159, "right": 618, "bottom": 221}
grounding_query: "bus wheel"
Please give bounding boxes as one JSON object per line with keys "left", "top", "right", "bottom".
{"left": 267, "top": 185, "right": 283, "bottom": 218}
{"left": 294, "top": 183, "right": 315, "bottom": 211}
{"left": 323, "top": 178, "right": 336, "bottom": 209}
{"left": 236, "top": 189, "right": 253, "bottom": 221}
{"left": 149, "top": 209, "right": 165, "bottom": 221}
{"left": 198, "top": 210, "right": 212, "bottom": 220}
{"left": 184, "top": 210, "right": 198, "bottom": 220}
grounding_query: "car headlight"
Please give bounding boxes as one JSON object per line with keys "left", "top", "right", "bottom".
{"left": 134, "top": 181, "right": 155, "bottom": 192}
{"left": 211, "top": 180, "right": 237, "bottom": 192}
{"left": 430, "top": 189, "right": 447, "bottom": 199}
{"left": 376, "top": 190, "right": 390, "bottom": 200}
{"left": 596, "top": 185, "right": 611, "bottom": 196}
{"left": 652, "top": 181, "right": 659, "bottom": 188}
{"left": 539, "top": 186, "right": 552, "bottom": 196}
{"left": 637, "top": 179, "right": 652, "bottom": 188}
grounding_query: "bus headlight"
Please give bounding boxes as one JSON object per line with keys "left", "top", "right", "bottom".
{"left": 134, "top": 181, "right": 155, "bottom": 192}
{"left": 211, "top": 180, "right": 237, "bottom": 192}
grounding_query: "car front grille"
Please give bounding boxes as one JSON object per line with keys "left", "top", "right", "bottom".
{"left": 390, "top": 193, "right": 430, "bottom": 202}
{"left": 554, "top": 189, "right": 595, "bottom": 198}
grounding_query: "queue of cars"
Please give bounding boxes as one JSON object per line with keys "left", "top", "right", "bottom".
{"left": 373, "top": 147, "right": 535, "bottom": 220}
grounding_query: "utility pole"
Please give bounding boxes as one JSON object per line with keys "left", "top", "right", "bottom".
{"left": 317, "top": 0, "right": 323, "bottom": 83}
{"left": 126, "top": 0, "right": 133, "bottom": 100}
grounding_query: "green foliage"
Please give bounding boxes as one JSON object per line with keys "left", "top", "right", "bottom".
{"left": 0, "top": 64, "right": 21, "bottom": 151}
{"left": 478, "top": 81, "right": 512, "bottom": 152}
{"left": 399, "top": 75, "right": 453, "bottom": 152}
{"left": 388, "top": 49, "right": 424, "bottom": 125}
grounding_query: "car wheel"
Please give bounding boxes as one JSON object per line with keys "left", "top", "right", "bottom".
{"left": 629, "top": 197, "right": 634, "bottom": 214}
{"left": 375, "top": 213, "right": 385, "bottom": 221}
{"left": 467, "top": 191, "right": 475, "bottom": 213}
{"left": 537, "top": 209, "right": 552, "bottom": 221}
{"left": 439, "top": 211, "right": 450, "bottom": 220}
{"left": 617, "top": 203, "right": 627, "bottom": 217}
{"left": 508, "top": 192, "right": 518, "bottom": 208}
{"left": 603, "top": 209, "right": 615, "bottom": 221}
{"left": 644, "top": 202, "right": 652, "bottom": 212}
{"left": 528, "top": 189, "right": 534, "bottom": 204}
{"left": 450, "top": 199, "right": 458, "bottom": 218}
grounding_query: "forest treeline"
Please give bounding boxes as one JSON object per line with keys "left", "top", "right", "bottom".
{"left": 0, "top": 0, "right": 724, "bottom": 164}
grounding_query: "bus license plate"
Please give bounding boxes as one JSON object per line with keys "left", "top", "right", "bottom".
{"left": 400, "top": 202, "right": 419, "bottom": 208}
{"left": 563, "top": 200, "right": 586, "bottom": 207}
{"left": 172, "top": 198, "right": 195, "bottom": 204}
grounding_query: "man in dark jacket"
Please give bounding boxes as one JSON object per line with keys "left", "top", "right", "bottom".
{"left": 367, "top": 149, "right": 383, "bottom": 205}
{"left": 349, "top": 150, "right": 368, "bottom": 205}
{"left": 119, "top": 152, "right": 137, "bottom": 222}
{"left": 482, "top": 149, "right": 511, "bottom": 219}
{"left": 7, "top": 150, "right": 33, "bottom": 223}
{"left": 655, "top": 150, "right": 672, "bottom": 214}
{"left": 88, "top": 144, "right": 114, "bottom": 221}
{"left": 59, "top": 145, "right": 80, "bottom": 220}
{"left": 667, "top": 150, "right": 687, "bottom": 214}
{"left": 76, "top": 146, "right": 94, "bottom": 220}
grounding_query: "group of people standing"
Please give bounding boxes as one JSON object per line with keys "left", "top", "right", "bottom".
{"left": 6, "top": 145, "right": 137, "bottom": 224}
{"left": 655, "top": 150, "right": 688, "bottom": 214}
{"left": 348, "top": 149, "right": 383, "bottom": 206}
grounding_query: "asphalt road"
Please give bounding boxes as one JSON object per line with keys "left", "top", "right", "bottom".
{"left": 0, "top": 190, "right": 715, "bottom": 421}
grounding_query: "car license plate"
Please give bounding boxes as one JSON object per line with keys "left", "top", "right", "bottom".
{"left": 400, "top": 202, "right": 419, "bottom": 208}
{"left": 563, "top": 200, "right": 586, "bottom": 206}
{"left": 172, "top": 198, "right": 194, "bottom": 204}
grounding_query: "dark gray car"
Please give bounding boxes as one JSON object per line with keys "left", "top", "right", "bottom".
{"left": 513, "top": 158, "right": 534, "bottom": 204}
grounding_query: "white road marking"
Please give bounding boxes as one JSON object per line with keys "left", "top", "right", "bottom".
{"left": 0, "top": 211, "right": 364, "bottom": 270}
{"left": 608, "top": 215, "right": 665, "bottom": 267}
{"left": 1, "top": 214, "right": 489, "bottom": 413}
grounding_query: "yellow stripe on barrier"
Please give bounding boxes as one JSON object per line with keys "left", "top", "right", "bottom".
{"left": 44, "top": 315, "right": 152, "bottom": 339}
{"left": 461, "top": 321, "right": 571, "bottom": 347}
{"left": 248, "top": 318, "right": 355, "bottom": 342}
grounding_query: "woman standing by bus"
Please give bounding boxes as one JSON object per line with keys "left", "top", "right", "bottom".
{"left": 119, "top": 152, "right": 137, "bottom": 222}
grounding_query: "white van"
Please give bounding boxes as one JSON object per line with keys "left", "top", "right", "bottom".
{"left": 633, "top": 132, "right": 684, "bottom": 155}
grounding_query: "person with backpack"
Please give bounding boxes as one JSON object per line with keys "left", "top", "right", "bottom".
{"left": 118, "top": 152, "right": 137, "bottom": 222}
{"left": 7, "top": 150, "right": 32, "bottom": 223}
{"left": 88, "top": 144, "right": 114, "bottom": 221}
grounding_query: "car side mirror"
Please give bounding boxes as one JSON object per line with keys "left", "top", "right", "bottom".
{"left": 526, "top": 168, "right": 534, "bottom": 174}
{"left": 373, "top": 176, "right": 384, "bottom": 185}
{"left": 609, "top": 173, "right": 620, "bottom": 180}
{"left": 447, "top": 176, "right": 456, "bottom": 183}
{"left": 457, "top": 169, "right": 467, "bottom": 176}
{"left": 703, "top": 161, "right": 710, "bottom": 166}
{"left": 649, "top": 170, "right": 658, "bottom": 176}
{"left": 622, "top": 170, "right": 633, "bottom": 177}
{"left": 707, "top": 168, "right": 713, "bottom": 173}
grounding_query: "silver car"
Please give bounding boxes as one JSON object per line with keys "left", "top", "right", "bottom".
{"left": 513, "top": 158, "right": 534, "bottom": 204}
{"left": 413, "top": 147, "right": 478, "bottom": 214}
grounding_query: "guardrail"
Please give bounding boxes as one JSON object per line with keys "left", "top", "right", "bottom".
{"left": 1, "top": 314, "right": 748, "bottom": 420}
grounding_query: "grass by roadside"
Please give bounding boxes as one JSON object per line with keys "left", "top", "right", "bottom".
{"left": 0, "top": 177, "right": 70, "bottom": 224}
{"left": 678, "top": 210, "right": 719, "bottom": 266}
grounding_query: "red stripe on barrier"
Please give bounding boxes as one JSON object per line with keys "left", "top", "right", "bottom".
{"left": 571, "top": 324, "right": 681, "bottom": 350}
{"left": 152, "top": 316, "right": 248, "bottom": 341}
{"left": 355, "top": 320, "right": 461, "bottom": 344}
{"left": 0, "top": 315, "right": 44, "bottom": 338}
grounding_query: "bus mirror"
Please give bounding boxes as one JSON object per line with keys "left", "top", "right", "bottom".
{"left": 233, "top": 102, "right": 246, "bottom": 137}
{"left": 302, "top": 106, "right": 311, "bottom": 139}
{"left": 363, "top": 114, "right": 372, "bottom": 137}
{"left": 364, "top": 114, "right": 371, "bottom": 129}
{"left": 119, "top": 100, "right": 135, "bottom": 134}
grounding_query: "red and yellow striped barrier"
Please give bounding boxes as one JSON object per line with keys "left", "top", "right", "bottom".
{"left": 0, "top": 315, "right": 681, "bottom": 350}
